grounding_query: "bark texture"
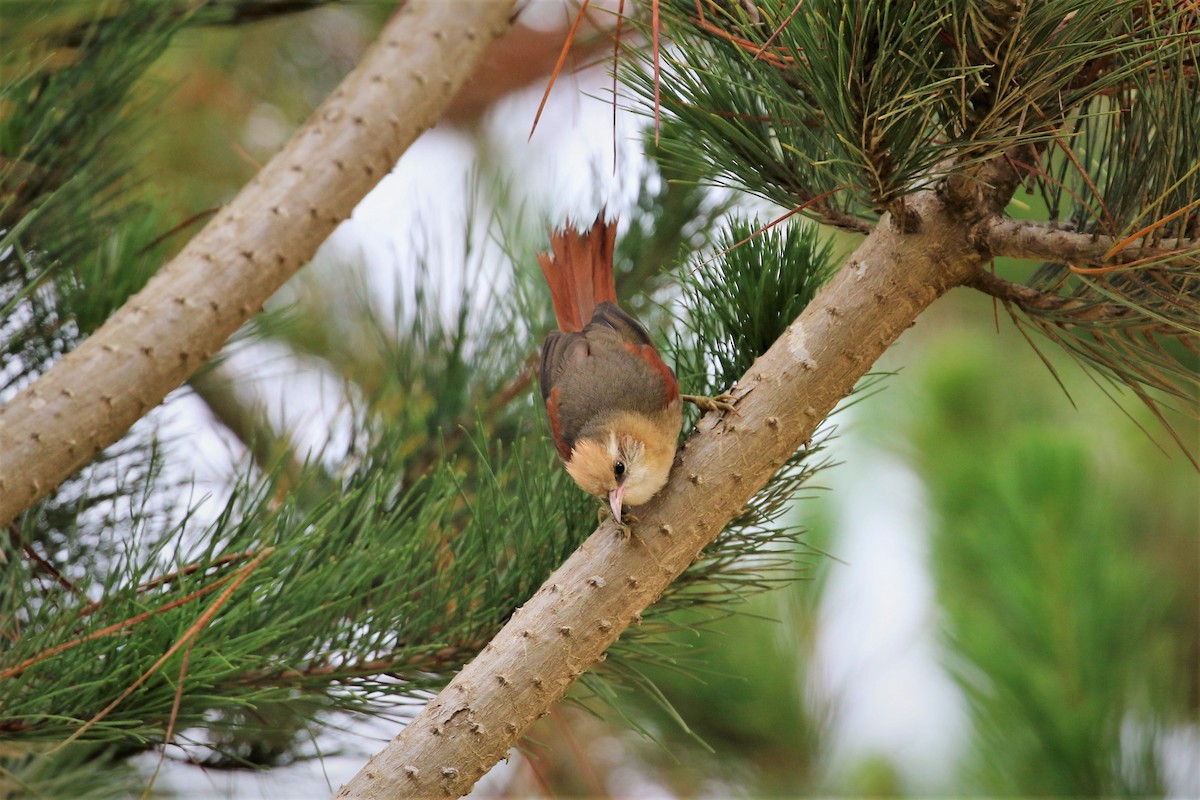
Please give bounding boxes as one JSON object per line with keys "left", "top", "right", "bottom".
{"left": 0, "top": 0, "right": 518, "bottom": 527}
{"left": 336, "top": 190, "right": 990, "bottom": 798}
{"left": 984, "top": 217, "right": 1200, "bottom": 268}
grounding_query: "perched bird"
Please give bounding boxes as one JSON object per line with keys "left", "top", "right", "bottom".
{"left": 537, "top": 214, "right": 730, "bottom": 528}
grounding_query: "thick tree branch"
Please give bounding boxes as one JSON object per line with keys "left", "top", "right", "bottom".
{"left": 983, "top": 217, "right": 1200, "bottom": 269}
{"left": 0, "top": 0, "right": 519, "bottom": 528}
{"left": 942, "top": 149, "right": 1029, "bottom": 218}
{"left": 336, "top": 190, "right": 989, "bottom": 798}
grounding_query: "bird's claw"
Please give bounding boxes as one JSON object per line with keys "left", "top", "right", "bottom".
{"left": 615, "top": 512, "right": 639, "bottom": 539}
{"left": 597, "top": 504, "right": 638, "bottom": 539}
{"left": 681, "top": 392, "right": 738, "bottom": 415}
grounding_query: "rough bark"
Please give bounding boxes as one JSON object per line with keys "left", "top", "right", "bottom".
{"left": 336, "top": 189, "right": 991, "bottom": 798}
{"left": 983, "top": 217, "right": 1200, "bottom": 268}
{"left": 0, "top": 0, "right": 518, "bottom": 527}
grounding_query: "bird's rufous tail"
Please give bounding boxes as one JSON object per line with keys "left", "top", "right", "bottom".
{"left": 537, "top": 214, "right": 618, "bottom": 332}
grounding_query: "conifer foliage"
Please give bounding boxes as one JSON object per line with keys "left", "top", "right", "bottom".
{"left": 0, "top": 2, "right": 834, "bottom": 792}
{"left": 1, "top": 0, "right": 1197, "bottom": 796}
{"left": 642, "top": 0, "right": 1198, "bottom": 435}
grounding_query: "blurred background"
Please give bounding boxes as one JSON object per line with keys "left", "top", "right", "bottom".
{"left": 3, "top": 1, "right": 1196, "bottom": 797}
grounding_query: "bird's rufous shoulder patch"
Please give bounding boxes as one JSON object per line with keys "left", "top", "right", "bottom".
{"left": 624, "top": 342, "right": 680, "bottom": 404}
{"left": 545, "top": 386, "right": 572, "bottom": 460}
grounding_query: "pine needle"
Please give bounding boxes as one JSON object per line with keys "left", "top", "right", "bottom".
{"left": 50, "top": 547, "right": 273, "bottom": 752}
{"left": 529, "top": 0, "right": 592, "bottom": 141}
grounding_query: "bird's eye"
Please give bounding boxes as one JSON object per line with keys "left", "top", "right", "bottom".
{"left": 614, "top": 460, "right": 626, "bottom": 477}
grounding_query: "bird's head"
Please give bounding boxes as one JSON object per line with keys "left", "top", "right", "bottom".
{"left": 565, "top": 411, "right": 678, "bottom": 521}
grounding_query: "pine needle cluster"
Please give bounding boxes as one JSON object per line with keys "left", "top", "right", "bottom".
{"left": 631, "top": 0, "right": 1199, "bottom": 448}
{"left": 0, "top": 6, "right": 840, "bottom": 789}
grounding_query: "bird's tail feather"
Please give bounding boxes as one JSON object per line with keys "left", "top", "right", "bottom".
{"left": 537, "top": 213, "right": 618, "bottom": 332}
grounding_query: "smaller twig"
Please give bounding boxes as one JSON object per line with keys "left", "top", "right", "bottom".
{"left": 984, "top": 217, "right": 1200, "bottom": 269}
{"left": 530, "top": 0, "right": 592, "bottom": 141}
{"left": 964, "top": 269, "right": 1168, "bottom": 326}
{"left": 142, "top": 637, "right": 195, "bottom": 800}
{"left": 1104, "top": 197, "right": 1200, "bottom": 261}
{"left": 752, "top": 0, "right": 802, "bottom": 62}
{"left": 694, "top": 187, "right": 848, "bottom": 272}
{"left": 7, "top": 524, "right": 85, "bottom": 600}
{"left": 138, "top": 207, "right": 220, "bottom": 256}
{"left": 50, "top": 547, "right": 273, "bottom": 751}
{"left": 651, "top": 0, "right": 662, "bottom": 144}
{"left": 231, "top": 641, "right": 485, "bottom": 685}
{"left": 1, "top": 569, "right": 238, "bottom": 681}
{"left": 550, "top": 707, "right": 605, "bottom": 796}
{"left": 79, "top": 548, "right": 260, "bottom": 616}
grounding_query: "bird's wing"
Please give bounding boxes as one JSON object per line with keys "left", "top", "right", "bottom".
{"left": 539, "top": 331, "right": 591, "bottom": 460}
{"left": 539, "top": 330, "right": 588, "bottom": 405}
{"left": 586, "top": 301, "right": 654, "bottom": 347}
{"left": 587, "top": 302, "right": 679, "bottom": 406}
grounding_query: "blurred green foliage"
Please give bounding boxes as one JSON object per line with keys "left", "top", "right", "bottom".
{"left": 904, "top": 307, "right": 1197, "bottom": 795}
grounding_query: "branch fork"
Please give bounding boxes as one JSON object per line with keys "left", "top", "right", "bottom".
{"left": 336, "top": 190, "right": 991, "bottom": 797}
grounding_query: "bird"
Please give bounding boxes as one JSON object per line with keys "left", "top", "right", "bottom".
{"left": 537, "top": 214, "right": 732, "bottom": 531}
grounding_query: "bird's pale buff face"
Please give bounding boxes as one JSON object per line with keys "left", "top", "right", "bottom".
{"left": 565, "top": 412, "right": 677, "bottom": 518}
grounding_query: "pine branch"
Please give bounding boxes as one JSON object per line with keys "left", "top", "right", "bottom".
{"left": 965, "top": 270, "right": 1140, "bottom": 321}
{"left": 984, "top": 217, "right": 1200, "bottom": 269}
{"left": 335, "top": 189, "right": 993, "bottom": 797}
{"left": 0, "top": 0, "right": 520, "bottom": 529}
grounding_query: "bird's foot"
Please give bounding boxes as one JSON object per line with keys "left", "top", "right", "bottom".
{"left": 597, "top": 504, "right": 638, "bottom": 539}
{"left": 615, "top": 512, "right": 640, "bottom": 539}
{"left": 681, "top": 391, "right": 738, "bottom": 415}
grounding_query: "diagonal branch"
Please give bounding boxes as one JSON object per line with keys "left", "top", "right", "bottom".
{"left": 0, "top": 0, "right": 520, "bottom": 529}
{"left": 335, "top": 190, "right": 990, "bottom": 798}
{"left": 984, "top": 217, "right": 1200, "bottom": 269}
